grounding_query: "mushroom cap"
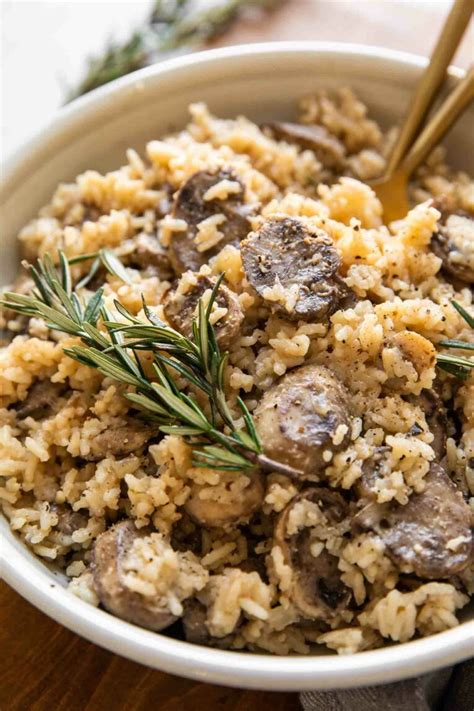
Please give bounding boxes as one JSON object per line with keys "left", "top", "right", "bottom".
{"left": 92, "top": 520, "right": 178, "bottom": 631}
{"left": 184, "top": 469, "right": 265, "bottom": 528}
{"left": 354, "top": 446, "right": 391, "bottom": 502}
{"left": 164, "top": 273, "right": 244, "bottom": 349}
{"left": 169, "top": 169, "right": 252, "bottom": 275}
{"left": 431, "top": 211, "right": 474, "bottom": 285}
{"left": 124, "top": 233, "right": 174, "bottom": 280}
{"left": 14, "top": 379, "right": 67, "bottom": 420}
{"left": 241, "top": 216, "right": 355, "bottom": 322}
{"left": 50, "top": 503, "right": 89, "bottom": 538}
{"left": 254, "top": 364, "right": 352, "bottom": 478}
{"left": 353, "top": 463, "right": 473, "bottom": 579}
{"left": 408, "top": 388, "right": 447, "bottom": 461}
{"left": 264, "top": 121, "right": 346, "bottom": 170}
{"left": 274, "top": 487, "right": 351, "bottom": 620}
{"left": 83, "top": 421, "right": 156, "bottom": 462}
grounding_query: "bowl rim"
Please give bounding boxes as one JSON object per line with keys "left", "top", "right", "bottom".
{"left": 1, "top": 41, "right": 473, "bottom": 691}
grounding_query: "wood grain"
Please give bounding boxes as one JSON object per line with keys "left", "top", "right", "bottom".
{"left": 0, "top": 582, "right": 299, "bottom": 711}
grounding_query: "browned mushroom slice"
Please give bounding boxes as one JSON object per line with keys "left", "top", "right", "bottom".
{"left": 353, "top": 463, "right": 473, "bottom": 579}
{"left": 14, "top": 379, "right": 67, "bottom": 420}
{"left": 241, "top": 217, "right": 355, "bottom": 322}
{"left": 355, "top": 446, "right": 391, "bottom": 502}
{"left": 407, "top": 388, "right": 447, "bottom": 460}
{"left": 264, "top": 121, "right": 346, "bottom": 169}
{"left": 92, "top": 520, "right": 177, "bottom": 631}
{"left": 184, "top": 470, "right": 265, "bottom": 528}
{"left": 50, "top": 503, "right": 89, "bottom": 536}
{"left": 164, "top": 273, "right": 244, "bottom": 349}
{"left": 383, "top": 331, "right": 437, "bottom": 392}
{"left": 254, "top": 364, "right": 351, "bottom": 478}
{"left": 169, "top": 169, "right": 252, "bottom": 275}
{"left": 84, "top": 421, "right": 156, "bottom": 461}
{"left": 274, "top": 488, "right": 351, "bottom": 619}
{"left": 431, "top": 211, "right": 474, "bottom": 284}
{"left": 182, "top": 599, "right": 236, "bottom": 648}
{"left": 126, "top": 233, "right": 173, "bottom": 280}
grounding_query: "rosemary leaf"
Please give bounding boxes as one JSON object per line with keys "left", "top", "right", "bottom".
{"left": 234, "top": 429, "right": 259, "bottom": 452}
{"left": 68, "top": 252, "right": 100, "bottom": 265}
{"left": 191, "top": 460, "right": 249, "bottom": 472}
{"left": 1, "top": 251, "right": 303, "bottom": 478}
{"left": 27, "top": 264, "right": 54, "bottom": 306}
{"left": 237, "top": 395, "right": 262, "bottom": 451}
{"left": 436, "top": 353, "right": 473, "bottom": 370}
{"left": 150, "top": 381, "right": 209, "bottom": 429}
{"left": 452, "top": 300, "right": 474, "bottom": 329}
{"left": 125, "top": 391, "right": 170, "bottom": 417}
{"left": 159, "top": 425, "right": 202, "bottom": 436}
{"left": 99, "top": 248, "right": 132, "bottom": 285}
{"left": 59, "top": 251, "right": 72, "bottom": 295}
{"left": 154, "top": 353, "right": 211, "bottom": 393}
{"left": 199, "top": 445, "right": 249, "bottom": 466}
{"left": 436, "top": 300, "right": 474, "bottom": 380}
{"left": 192, "top": 448, "right": 251, "bottom": 470}
{"left": 82, "top": 322, "right": 111, "bottom": 348}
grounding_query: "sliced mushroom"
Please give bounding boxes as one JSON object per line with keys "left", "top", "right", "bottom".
{"left": 355, "top": 446, "right": 391, "bottom": 502}
{"left": 407, "top": 388, "right": 447, "bottom": 460}
{"left": 182, "top": 599, "right": 210, "bottom": 645}
{"left": 164, "top": 273, "right": 244, "bottom": 349}
{"left": 384, "top": 330, "right": 437, "bottom": 392}
{"left": 263, "top": 121, "right": 346, "bottom": 169}
{"left": 274, "top": 488, "right": 351, "bottom": 619}
{"left": 13, "top": 379, "right": 67, "bottom": 420}
{"left": 353, "top": 463, "right": 473, "bottom": 579}
{"left": 92, "top": 520, "right": 177, "bottom": 631}
{"left": 431, "top": 211, "right": 474, "bottom": 284}
{"left": 125, "top": 233, "right": 173, "bottom": 280}
{"left": 84, "top": 421, "right": 156, "bottom": 461}
{"left": 50, "top": 503, "right": 89, "bottom": 536}
{"left": 184, "top": 470, "right": 265, "bottom": 528}
{"left": 241, "top": 216, "right": 355, "bottom": 322}
{"left": 182, "top": 599, "right": 235, "bottom": 648}
{"left": 254, "top": 364, "right": 352, "bottom": 478}
{"left": 169, "top": 169, "right": 252, "bottom": 275}
{"left": 238, "top": 553, "right": 268, "bottom": 582}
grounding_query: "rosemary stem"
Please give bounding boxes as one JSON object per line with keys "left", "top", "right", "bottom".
{"left": 243, "top": 451, "right": 303, "bottom": 480}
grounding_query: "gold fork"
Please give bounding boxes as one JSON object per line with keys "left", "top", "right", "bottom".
{"left": 371, "top": 0, "right": 474, "bottom": 223}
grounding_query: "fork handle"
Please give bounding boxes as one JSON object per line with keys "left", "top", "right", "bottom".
{"left": 386, "top": 0, "right": 473, "bottom": 177}
{"left": 401, "top": 66, "right": 474, "bottom": 177}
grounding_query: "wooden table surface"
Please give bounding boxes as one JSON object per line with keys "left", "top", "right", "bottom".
{"left": 2, "top": 2, "right": 472, "bottom": 710}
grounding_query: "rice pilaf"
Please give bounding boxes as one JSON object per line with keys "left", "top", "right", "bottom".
{"left": 1, "top": 88, "right": 473, "bottom": 655}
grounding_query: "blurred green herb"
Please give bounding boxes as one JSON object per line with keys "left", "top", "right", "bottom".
{"left": 68, "top": 0, "right": 286, "bottom": 100}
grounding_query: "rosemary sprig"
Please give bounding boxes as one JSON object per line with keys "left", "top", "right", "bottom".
{"left": 68, "top": 0, "right": 286, "bottom": 100}
{"left": 437, "top": 300, "right": 474, "bottom": 380}
{"left": 1, "top": 252, "right": 300, "bottom": 477}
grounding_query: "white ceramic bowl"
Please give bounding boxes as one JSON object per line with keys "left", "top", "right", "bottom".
{"left": 1, "top": 42, "right": 473, "bottom": 691}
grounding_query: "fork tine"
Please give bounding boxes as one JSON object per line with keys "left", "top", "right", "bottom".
{"left": 385, "top": 0, "right": 472, "bottom": 178}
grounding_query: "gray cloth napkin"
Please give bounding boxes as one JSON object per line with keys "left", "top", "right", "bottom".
{"left": 300, "top": 660, "right": 474, "bottom": 711}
